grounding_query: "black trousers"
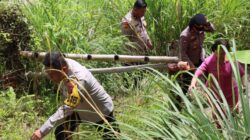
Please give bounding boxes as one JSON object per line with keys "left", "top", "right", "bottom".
{"left": 175, "top": 61, "right": 202, "bottom": 110}
{"left": 54, "top": 112, "right": 120, "bottom": 140}
{"left": 96, "top": 112, "right": 120, "bottom": 140}
{"left": 179, "top": 60, "right": 202, "bottom": 94}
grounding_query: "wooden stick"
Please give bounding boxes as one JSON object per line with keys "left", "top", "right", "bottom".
{"left": 20, "top": 51, "right": 179, "bottom": 63}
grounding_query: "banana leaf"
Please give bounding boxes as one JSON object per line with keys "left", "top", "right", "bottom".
{"left": 234, "top": 50, "right": 250, "bottom": 64}
{"left": 225, "top": 50, "right": 250, "bottom": 64}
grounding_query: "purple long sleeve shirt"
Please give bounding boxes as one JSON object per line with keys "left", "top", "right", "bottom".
{"left": 195, "top": 53, "right": 244, "bottom": 107}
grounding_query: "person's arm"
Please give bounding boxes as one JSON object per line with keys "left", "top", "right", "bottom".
{"left": 180, "top": 36, "right": 195, "bottom": 68}
{"left": 121, "top": 19, "right": 137, "bottom": 40}
{"left": 141, "top": 18, "right": 153, "bottom": 50}
{"left": 188, "top": 60, "right": 208, "bottom": 91}
{"left": 189, "top": 70, "right": 205, "bottom": 91}
{"left": 167, "top": 61, "right": 190, "bottom": 74}
{"left": 40, "top": 105, "right": 74, "bottom": 136}
{"left": 31, "top": 81, "right": 81, "bottom": 139}
{"left": 144, "top": 30, "right": 153, "bottom": 50}
{"left": 121, "top": 20, "right": 132, "bottom": 36}
{"left": 121, "top": 20, "right": 146, "bottom": 48}
{"left": 31, "top": 105, "right": 74, "bottom": 140}
{"left": 189, "top": 75, "right": 199, "bottom": 91}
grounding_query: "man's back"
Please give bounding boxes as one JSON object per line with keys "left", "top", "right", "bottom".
{"left": 33, "top": 52, "right": 119, "bottom": 139}
{"left": 64, "top": 58, "right": 114, "bottom": 122}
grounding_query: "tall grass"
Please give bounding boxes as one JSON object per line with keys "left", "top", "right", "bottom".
{"left": 16, "top": 0, "right": 250, "bottom": 92}
{"left": 0, "top": 0, "right": 249, "bottom": 139}
{"left": 1, "top": 66, "right": 249, "bottom": 139}
{"left": 17, "top": 0, "right": 250, "bottom": 55}
{"left": 146, "top": 0, "right": 250, "bottom": 54}
{"left": 111, "top": 56, "right": 249, "bottom": 140}
{"left": 19, "top": 0, "right": 125, "bottom": 54}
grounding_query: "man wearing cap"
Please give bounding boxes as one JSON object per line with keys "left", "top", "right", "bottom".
{"left": 180, "top": 13, "right": 215, "bottom": 69}
{"left": 121, "top": 0, "right": 153, "bottom": 55}
{"left": 176, "top": 14, "right": 215, "bottom": 108}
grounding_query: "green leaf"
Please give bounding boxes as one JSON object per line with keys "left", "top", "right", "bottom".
{"left": 235, "top": 50, "right": 250, "bottom": 64}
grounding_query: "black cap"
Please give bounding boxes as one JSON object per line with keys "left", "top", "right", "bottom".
{"left": 134, "top": 0, "right": 147, "bottom": 8}
{"left": 43, "top": 51, "right": 67, "bottom": 69}
{"left": 189, "top": 13, "right": 207, "bottom": 29}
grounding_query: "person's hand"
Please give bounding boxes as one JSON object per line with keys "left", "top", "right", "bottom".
{"left": 167, "top": 61, "right": 190, "bottom": 74}
{"left": 31, "top": 129, "right": 42, "bottom": 140}
{"left": 167, "top": 63, "right": 178, "bottom": 74}
{"left": 188, "top": 85, "right": 196, "bottom": 99}
{"left": 188, "top": 84, "right": 196, "bottom": 92}
{"left": 177, "top": 61, "right": 190, "bottom": 70}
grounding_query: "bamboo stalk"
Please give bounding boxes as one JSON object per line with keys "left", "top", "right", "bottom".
{"left": 20, "top": 51, "right": 179, "bottom": 63}
{"left": 90, "top": 63, "right": 166, "bottom": 74}
{"left": 25, "top": 63, "right": 167, "bottom": 78}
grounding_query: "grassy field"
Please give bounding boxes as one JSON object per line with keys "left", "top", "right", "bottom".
{"left": 1, "top": 0, "right": 250, "bottom": 139}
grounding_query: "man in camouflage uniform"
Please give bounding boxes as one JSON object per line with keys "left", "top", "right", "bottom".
{"left": 121, "top": 0, "right": 153, "bottom": 55}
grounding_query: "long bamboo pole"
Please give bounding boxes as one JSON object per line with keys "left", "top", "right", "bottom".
{"left": 20, "top": 51, "right": 179, "bottom": 63}
{"left": 90, "top": 63, "right": 166, "bottom": 74}
{"left": 25, "top": 63, "right": 167, "bottom": 77}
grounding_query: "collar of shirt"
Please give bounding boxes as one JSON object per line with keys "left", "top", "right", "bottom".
{"left": 66, "top": 59, "right": 80, "bottom": 79}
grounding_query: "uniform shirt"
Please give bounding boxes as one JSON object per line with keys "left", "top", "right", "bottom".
{"left": 39, "top": 58, "right": 113, "bottom": 136}
{"left": 121, "top": 10, "right": 152, "bottom": 55}
{"left": 180, "top": 26, "right": 205, "bottom": 68}
{"left": 195, "top": 53, "right": 244, "bottom": 107}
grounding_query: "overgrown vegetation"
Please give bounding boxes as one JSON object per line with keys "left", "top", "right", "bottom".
{"left": 0, "top": 3, "right": 32, "bottom": 91}
{"left": 0, "top": 0, "right": 250, "bottom": 139}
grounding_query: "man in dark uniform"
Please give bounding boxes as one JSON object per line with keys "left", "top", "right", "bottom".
{"left": 180, "top": 13, "right": 215, "bottom": 69}
{"left": 176, "top": 13, "right": 215, "bottom": 109}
